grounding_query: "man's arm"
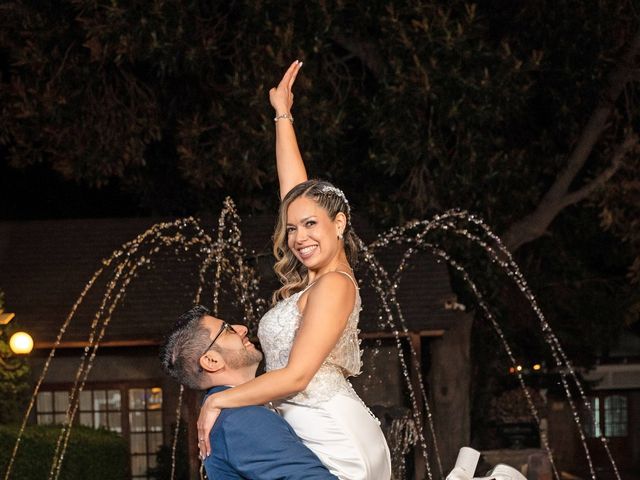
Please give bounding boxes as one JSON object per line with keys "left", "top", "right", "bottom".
{"left": 222, "top": 407, "right": 337, "bottom": 479}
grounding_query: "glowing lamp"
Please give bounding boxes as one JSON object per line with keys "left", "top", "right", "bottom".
{"left": 9, "top": 332, "right": 33, "bottom": 355}
{"left": 516, "top": 365, "right": 523, "bottom": 372}
{"left": 532, "top": 364, "right": 542, "bottom": 371}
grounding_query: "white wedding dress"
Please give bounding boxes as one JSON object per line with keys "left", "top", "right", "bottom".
{"left": 258, "top": 271, "right": 392, "bottom": 480}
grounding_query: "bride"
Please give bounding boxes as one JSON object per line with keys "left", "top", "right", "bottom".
{"left": 197, "top": 60, "right": 391, "bottom": 479}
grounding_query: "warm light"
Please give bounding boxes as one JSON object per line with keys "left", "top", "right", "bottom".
{"left": 509, "top": 367, "right": 515, "bottom": 374}
{"left": 532, "top": 364, "right": 542, "bottom": 371}
{"left": 0, "top": 312, "right": 15, "bottom": 325}
{"left": 9, "top": 332, "right": 33, "bottom": 354}
{"left": 516, "top": 365, "right": 523, "bottom": 372}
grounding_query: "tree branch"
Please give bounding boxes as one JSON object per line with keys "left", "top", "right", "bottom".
{"left": 501, "top": 30, "right": 640, "bottom": 252}
{"left": 561, "top": 132, "right": 638, "bottom": 208}
{"left": 331, "top": 32, "right": 385, "bottom": 78}
{"left": 546, "top": 30, "right": 640, "bottom": 203}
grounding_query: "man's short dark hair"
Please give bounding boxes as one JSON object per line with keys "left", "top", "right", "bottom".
{"left": 160, "top": 305, "right": 214, "bottom": 390}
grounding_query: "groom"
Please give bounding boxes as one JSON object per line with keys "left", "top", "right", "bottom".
{"left": 160, "top": 305, "right": 336, "bottom": 480}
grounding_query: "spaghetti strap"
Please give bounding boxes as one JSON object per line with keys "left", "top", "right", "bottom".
{"left": 335, "top": 270, "right": 359, "bottom": 290}
{"left": 300, "top": 281, "right": 317, "bottom": 294}
{"left": 300, "top": 270, "right": 358, "bottom": 295}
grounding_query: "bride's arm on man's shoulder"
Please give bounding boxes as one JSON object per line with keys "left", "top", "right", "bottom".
{"left": 209, "top": 272, "right": 354, "bottom": 405}
{"left": 197, "top": 273, "right": 355, "bottom": 456}
{"left": 270, "top": 60, "right": 307, "bottom": 199}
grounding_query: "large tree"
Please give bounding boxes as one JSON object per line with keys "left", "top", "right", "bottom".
{"left": 1, "top": 2, "right": 637, "bottom": 238}
{"left": 2, "top": 1, "right": 637, "bottom": 333}
{"left": 2, "top": 0, "right": 638, "bottom": 311}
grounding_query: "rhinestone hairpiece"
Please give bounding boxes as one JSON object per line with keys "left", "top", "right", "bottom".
{"left": 319, "top": 185, "right": 349, "bottom": 205}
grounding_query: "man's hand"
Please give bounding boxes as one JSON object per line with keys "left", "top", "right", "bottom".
{"left": 270, "top": 60, "right": 303, "bottom": 115}
{"left": 197, "top": 395, "right": 221, "bottom": 458}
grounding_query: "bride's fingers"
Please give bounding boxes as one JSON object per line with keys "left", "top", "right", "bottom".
{"left": 278, "top": 60, "right": 300, "bottom": 88}
{"left": 197, "top": 412, "right": 213, "bottom": 457}
{"left": 288, "top": 61, "right": 303, "bottom": 91}
{"left": 204, "top": 409, "right": 220, "bottom": 457}
{"left": 204, "top": 430, "right": 211, "bottom": 458}
{"left": 196, "top": 423, "right": 206, "bottom": 458}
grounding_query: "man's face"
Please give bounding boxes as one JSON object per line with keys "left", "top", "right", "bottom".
{"left": 200, "top": 315, "right": 263, "bottom": 369}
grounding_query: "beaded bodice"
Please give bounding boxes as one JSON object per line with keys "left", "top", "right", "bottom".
{"left": 258, "top": 275, "right": 363, "bottom": 405}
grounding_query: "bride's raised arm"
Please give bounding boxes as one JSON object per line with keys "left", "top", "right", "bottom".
{"left": 269, "top": 60, "right": 307, "bottom": 199}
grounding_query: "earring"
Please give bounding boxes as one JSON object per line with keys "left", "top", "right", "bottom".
{"left": 338, "top": 231, "right": 343, "bottom": 240}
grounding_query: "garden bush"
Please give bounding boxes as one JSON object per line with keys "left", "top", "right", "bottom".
{"left": 0, "top": 424, "right": 128, "bottom": 479}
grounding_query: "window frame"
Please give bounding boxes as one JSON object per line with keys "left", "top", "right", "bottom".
{"left": 34, "top": 380, "right": 165, "bottom": 480}
{"left": 585, "top": 391, "right": 629, "bottom": 439}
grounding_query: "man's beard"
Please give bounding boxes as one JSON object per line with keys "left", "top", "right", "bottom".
{"left": 221, "top": 346, "right": 263, "bottom": 369}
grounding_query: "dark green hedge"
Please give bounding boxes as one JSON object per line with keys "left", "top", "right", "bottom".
{"left": 0, "top": 424, "right": 128, "bottom": 480}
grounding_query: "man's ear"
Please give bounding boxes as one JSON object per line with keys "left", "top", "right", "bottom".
{"left": 199, "top": 350, "right": 225, "bottom": 373}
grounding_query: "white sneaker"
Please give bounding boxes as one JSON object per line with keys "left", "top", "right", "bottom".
{"left": 476, "top": 464, "right": 527, "bottom": 480}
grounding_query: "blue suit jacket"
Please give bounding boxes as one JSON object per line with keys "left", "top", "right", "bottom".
{"left": 202, "top": 386, "right": 337, "bottom": 479}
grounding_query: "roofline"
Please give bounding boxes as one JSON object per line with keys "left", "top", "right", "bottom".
{"left": 34, "top": 339, "right": 161, "bottom": 349}
{"left": 33, "top": 329, "right": 446, "bottom": 350}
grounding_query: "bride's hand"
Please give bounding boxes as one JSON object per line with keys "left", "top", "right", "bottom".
{"left": 269, "top": 60, "right": 303, "bottom": 115}
{"left": 197, "top": 395, "right": 221, "bottom": 458}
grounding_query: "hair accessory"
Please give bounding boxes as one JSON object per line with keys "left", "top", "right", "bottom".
{"left": 320, "top": 185, "right": 348, "bottom": 205}
{"left": 319, "top": 185, "right": 351, "bottom": 223}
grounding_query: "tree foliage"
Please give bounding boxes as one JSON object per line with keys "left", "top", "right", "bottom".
{"left": 0, "top": 290, "right": 31, "bottom": 425}
{"left": 0, "top": 1, "right": 635, "bottom": 220}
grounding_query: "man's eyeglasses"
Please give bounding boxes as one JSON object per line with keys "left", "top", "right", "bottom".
{"left": 202, "top": 322, "right": 237, "bottom": 357}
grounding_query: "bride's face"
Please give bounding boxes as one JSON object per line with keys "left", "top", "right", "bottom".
{"left": 286, "top": 196, "right": 344, "bottom": 271}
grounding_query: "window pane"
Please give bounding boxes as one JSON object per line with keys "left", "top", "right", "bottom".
{"left": 94, "top": 390, "right": 107, "bottom": 411}
{"left": 147, "top": 411, "right": 162, "bottom": 432}
{"left": 37, "top": 413, "right": 53, "bottom": 425}
{"left": 79, "top": 412, "right": 93, "bottom": 427}
{"left": 108, "top": 390, "right": 121, "bottom": 410}
{"left": 148, "top": 454, "right": 157, "bottom": 469}
{"left": 131, "top": 434, "right": 147, "bottom": 454}
{"left": 126, "top": 387, "right": 164, "bottom": 479}
{"left": 54, "top": 413, "right": 67, "bottom": 424}
{"left": 148, "top": 388, "right": 162, "bottom": 410}
{"left": 54, "top": 391, "right": 69, "bottom": 412}
{"left": 585, "top": 397, "right": 601, "bottom": 438}
{"left": 108, "top": 412, "right": 122, "bottom": 433}
{"left": 130, "top": 411, "right": 146, "bottom": 432}
{"left": 94, "top": 411, "right": 107, "bottom": 429}
{"left": 131, "top": 455, "right": 147, "bottom": 475}
{"left": 604, "top": 395, "right": 627, "bottom": 437}
{"left": 148, "top": 433, "right": 163, "bottom": 455}
{"left": 129, "top": 389, "right": 146, "bottom": 410}
{"left": 37, "top": 392, "right": 52, "bottom": 413}
{"left": 79, "top": 391, "right": 92, "bottom": 411}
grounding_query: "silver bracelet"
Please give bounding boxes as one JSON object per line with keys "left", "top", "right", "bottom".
{"left": 274, "top": 113, "right": 294, "bottom": 123}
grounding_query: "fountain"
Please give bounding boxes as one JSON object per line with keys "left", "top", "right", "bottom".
{"left": 1, "top": 199, "right": 624, "bottom": 480}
